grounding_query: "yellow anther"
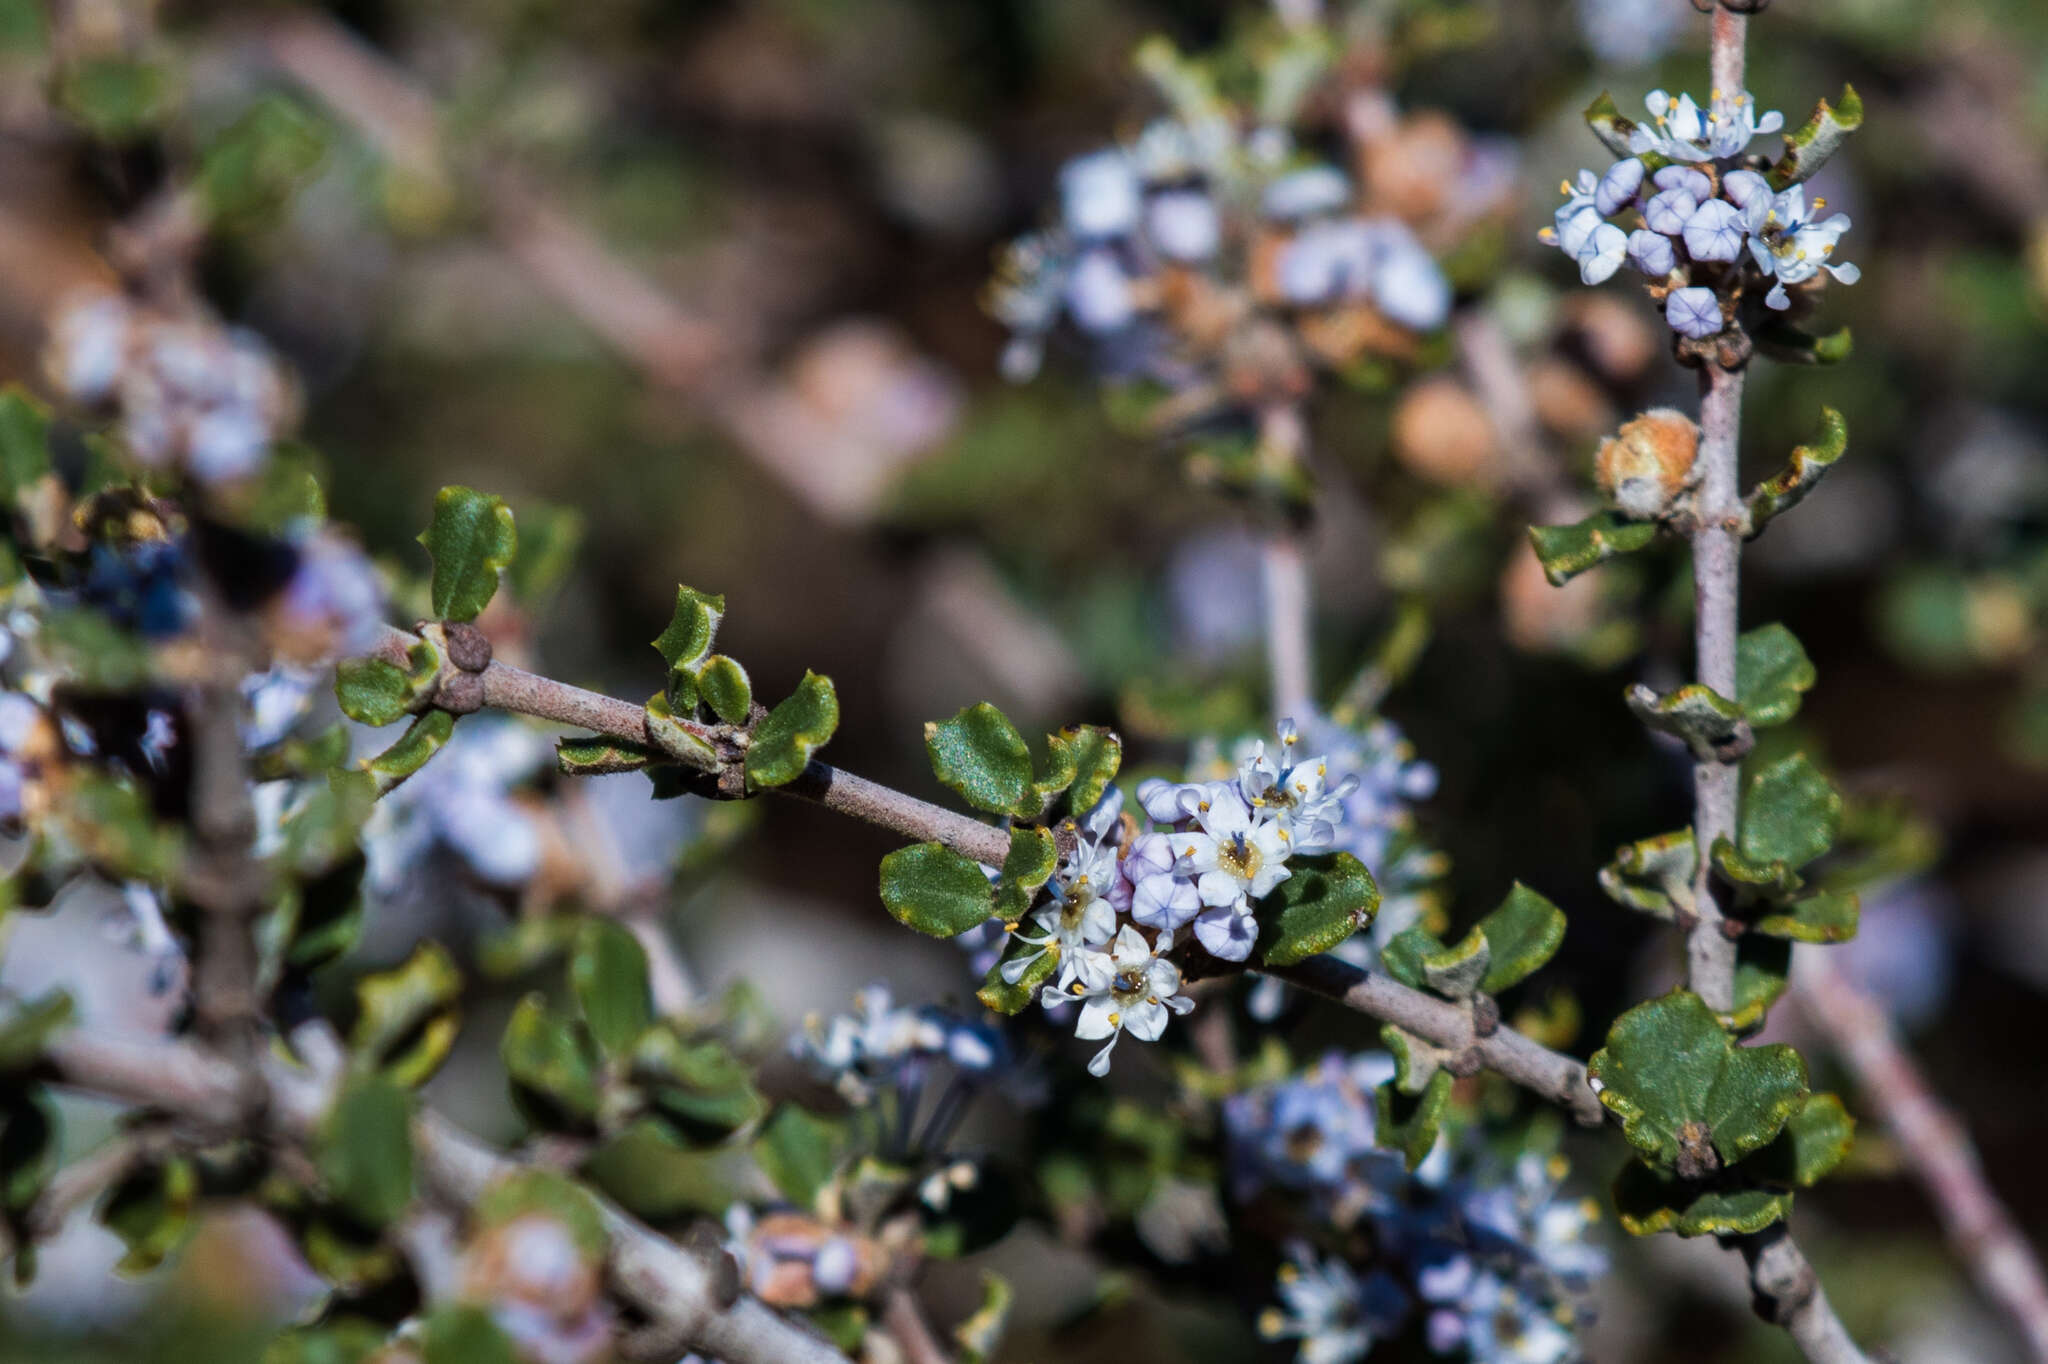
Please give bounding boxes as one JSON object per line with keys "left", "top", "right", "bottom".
{"left": 1559, "top": 178, "right": 1573, "bottom": 196}
{"left": 1107, "top": 1011, "right": 1121, "bottom": 1026}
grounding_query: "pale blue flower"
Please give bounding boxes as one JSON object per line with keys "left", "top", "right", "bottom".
{"left": 1651, "top": 164, "right": 1711, "bottom": 201}
{"left": 1065, "top": 249, "right": 1136, "bottom": 332}
{"left": 1681, "top": 198, "right": 1747, "bottom": 263}
{"left": 1146, "top": 189, "right": 1221, "bottom": 262}
{"left": 1664, "top": 285, "right": 1722, "bottom": 338}
{"left": 1060, "top": 149, "right": 1141, "bottom": 238}
{"left": 1576, "top": 222, "right": 1627, "bottom": 284}
{"left": 1747, "top": 184, "right": 1859, "bottom": 309}
{"left": 1642, "top": 187, "right": 1696, "bottom": 237}
{"left": 1626, "top": 228, "right": 1675, "bottom": 276}
{"left": 1628, "top": 88, "right": 1783, "bottom": 161}
{"left": 1263, "top": 165, "right": 1352, "bottom": 220}
{"left": 1593, "top": 158, "right": 1645, "bottom": 216}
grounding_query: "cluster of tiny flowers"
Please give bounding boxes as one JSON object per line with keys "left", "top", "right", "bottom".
{"left": 1540, "top": 90, "right": 1858, "bottom": 338}
{"left": 457, "top": 1212, "right": 613, "bottom": 1364}
{"left": 792, "top": 984, "right": 1006, "bottom": 1107}
{"left": 998, "top": 720, "right": 1353, "bottom": 1076}
{"left": 989, "top": 123, "right": 1450, "bottom": 387}
{"left": 1227, "top": 1054, "right": 1606, "bottom": 1363}
{"left": 43, "top": 289, "right": 298, "bottom": 485}
{"left": 357, "top": 715, "right": 553, "bottom": 893}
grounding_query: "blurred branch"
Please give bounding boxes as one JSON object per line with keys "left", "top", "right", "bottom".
{"left": 1257, "top": 404, "right": 1314, "bottom": 725}
{"left": 1795, "top": 951, "right": 2048, "bottom": 1363}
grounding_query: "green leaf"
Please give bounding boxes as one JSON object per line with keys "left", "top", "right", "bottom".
{"left": 1613, "top": 1159, "right": 1792, "bottom": 1238}
{"left": 0, "top": 992, "right": 73, "bottom": 1072}
{"left": 926, "top": 703, "right": 1036, "bottom": 817}
{"left": 363, "top": 709, "right": 456, "bottom": 794}
{"left": 1768, "top": 84, "right": 1864, "bottom": 189}
{"left": 1528, "top": 511, "right": 1659, "bottom": 587}
{"left": 1, "top": 1090, "right": 58, "bottom": 1219}
{"left": 261, "top": 1319, "right": 389, "bottom": 1364}
{"left": 418, "top": 486, "right": 516, "bottom": 623}
{"left": 198, "top": 94, "right": 328, "bottom": 230}
{"left": 992, "top": 826, "right": 1057, "bottom": 922}
{"left": 571, "top": 919, "right": 654, "bottom": 1057}
{"left": 1254, "top": 852, "right": 1380, "bottom": 967}
{"left": 1752, "top": 318, "right": 1852, "bottom": 366}
{"left": 100, "top": 1155, "right": 198, "bottom": 1273}
{"left": 629, "top": 1029, "right": 764, "bottom": 1140}
{"left": 1755, "top": 1092, "right": 1856, "bottom": 1187}
{"left": 1375, "top": 1067, "right": 1452, "bottom": 1171}
{"left": 506, "top": 502, "right": 584, "bottom": 609}
{"left": 978, "top": 932, "right": 1054, "bottom": 1015}
{"left": 350, "top": 942, "right": 462, "bottom": 1088}
{"left": 317, "top": 1075, "right": 414, "bottom": 1227}
{"left": 1727, "top": 935, "right": 1794, "bottom": 1032}
{"left": 754, "top": 1105, "right": 844, "bottom": 1211}
{"left": 696, "top": 655, "right": 753, "bottom": 726}
{"left": 1589, "top": 990, "right": 1808, "bottom": 1173}
{"left": 1711, "top": 837, "right": 1805, "bottom": 899}
{"left": 1476, "top": 883, "right": 1567, "bottom": 994}
{"left": 1739, "top": 753, "right": 1842, "bottom": 871}
{"left": 1420, "top": 930, "right": 1491, "bottom": 999}
{"left": 954, "top": 1271, "right": 1014, "bottom": 1364}
{"left": 501, "top": 995, "right": 603, "bottom": 1129}
{"left": 55, "top": 55, "right": 176, "bottom": 140}
{"left": 0, "top": 385, "right": 51, "bottom": 500}
{"left": 334, "top": 639, "right": 441, "bottom": 728}
{"left": 1747, "top": 408, "right": 1848, "bottom": 537}
{"left": 1737, "top": 624, "right": 1816, "bottom": 729}
{"left": 1052, "top": 726, "right": 1122, "bottom": 817}
{"left": 1625, "top": 682, "right": 1743, "bottom": 761}
{"left": 557, "top": 736, "right": 664, "bottom": 775}
{"left": 652, "top": 586, "right": 726, "bottom": 679}
{"left": 1378, "top": 926, "right": 1441, "bottom": 990}
{"left": 880, "top": 842, "right": 994, "bottom": 939}
{"left": 581, "top": 1120, "right": 749, "bottom": 1220}
{"left": 745, "top": 672, "right": 839, "bottom": 791}
{"left": 644, "top": 692, "right": 720, "bottom": 770}
{"left": 1753, "top": 890, "right": 1860, "bottom": 944}
{"left": 1582, "top": 91, "right": 1639, "bottom": 158}
{"left": 1382, "top": 1023, "right": 1458, "bottom": 1095}
{"left": 418, "top": 1306, "right": 520, "bottom": 1364}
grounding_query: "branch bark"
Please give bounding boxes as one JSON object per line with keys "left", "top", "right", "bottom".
{"left": 1257, "top": 404, "right": 1314, "bottom": 726}
{"left": 1687, "top": 362, "right": 1745, "bottom": 1014}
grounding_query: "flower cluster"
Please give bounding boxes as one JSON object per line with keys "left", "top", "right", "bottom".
{"left": 1227, "top": 1052, "right": 1607, "bottom": 1363}
{"left": 792, "top": 983, "right": 1007, "bottom": 1108}
{"left": 1541, "top": 90, "right": 1857, "bottom": 339}
{"left": 43, "top": 289, "right": 298, "bottom": 486}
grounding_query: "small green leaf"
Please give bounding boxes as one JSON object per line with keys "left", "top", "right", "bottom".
{"left": 1727, "top": 935, "right": 1794, "bottom": 1032}
{"left": 978, "top": 932, "right": 1054, "bottom": 1015}
{"left": 334, "top": 639, "right": 441, "bottom": 728}
{"left": 754, "top": 1105, "right": 844, "bottom": 1211}
{"left": 198, "top": 94, "right": 328, "bottom": 230}
{"left": 1528, "top": 511, "right": 1659, "bottom": 587}
{"left": 418, "top": 486, "right": 516, "bottom": 623}
{"left": 1375, "top": 1067, "right": 1452, "bottom": 1171}
{"left": 696, "top": 655, "right": 752, "bottom": 725}
{"left": 1382, "top": 1023, "right": 1458, "bottom": 1095}
{"left": 1053, "top": 726, "right": 1122, "bottom": 817}
{"left": 629, "top": 1029, "right": 764, "bottom": 1140}
{"left": 100, "top": 1155, "right": 198, "bottom": 1272}
{"left": 260, "top": 1319, "right": 390, "bottom": 1364}
{"left": 1378, "top": 925, "right": 1442, "bottom": 990}
{"left": 1752, "top": 318, "right": 1852, "bottom": 367}
{"left": 55, "top": 55, "right": 176, "bottom": 140}
{"left": 0, "top": 992, "right": 73, "bottom": 1072}
{"left": 1625, "top": 682, "right": 1743, "bottom": 760}
{"left": 506, "top": 502, "right": 584, "bottom": 610}
{"left": 1737, "top": 625, "right": 1816, "bottom": 728}
{"left": 317, "top": 1075, "right": 415, "bottom": 1228}
{"left": 1, "top": 1090, "right": 59, "bottom": 1221}
{"left": 557, "top": 737, "right": 664, "bottom": 775}
{"left": 880, "top": 842, "right": 994, "bottom": 938}
{"left": 0, "top": 385, "right": 51, "bottom": 500}
{"left": 1589, "top": 990, "right": 1808, "bottom": 1172}
{"left": 1613, "top": 1159, "right": 1792, "bottom": 1238}
{"left": 1753, "top": 890, "right": 1859, "bottom": 944}
{"left": 644, "top": 692, "right": 720, "bottom": 770}
{"left": 745, "top": 672, "right": 839, "bottom": 792}
{"left": 1755, "top": 1092, "right": 1856, "bottom": 1187}
{"left": 1254, "top": 853, "right": 1380, "bottom": 967}
{"left": 501, "top": 995, "right": 602, "bottom": 1129}
{"left": 362, "top": 709, "right": 456, "bottom": 794}
{"left": 1581, "top": 91, "right": 1638, "bottom": 158}
{"left": 580, "top": 1120, "right": 749, "bottom": 1220}
{"left": 954, "top": 1271, "right": 1014, "bottom": 1364}
{"left": 351, "top": 942, "right": 462, "bottom": 1087}
{"left": 1747, "top": 408, "right": 1848, "bottom": 537}
{"left": 1420, "top": 931, "right": 1491, "bottom": 999}
{"left": 1712, "top": 837, "right": 1805, "bottom": 899}
{"left": 1739, "top": 753, "right": 1842, "bottom": 871}
{"left": 1476, "top": 883, "right": 1567, "bottom": 994}
{"left": 1768, "top": 84, "right": 1863, "bottom": 189}
{"left": 571, "top": 919, "right": 654, "bottom": 1057}
{"left": 992, "top": 825, "right": 1057, "bottom": 922}
{"left": 926, "top": 703, "right": 1036, "bottom": 817}
{"left": 652, "top": 586, "right": 726, "bottom": 679}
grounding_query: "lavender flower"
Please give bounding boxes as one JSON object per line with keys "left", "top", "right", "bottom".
{"left": 1664, "top": 286, "right": 1723, "bottom": 339}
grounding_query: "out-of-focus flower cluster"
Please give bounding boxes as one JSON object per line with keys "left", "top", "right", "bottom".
{"left": 1227, "top": 1052, "right": 1607, "bottom": 1363}
{"left": 1541, "top": 90, "right": 1857, "bottom": 341}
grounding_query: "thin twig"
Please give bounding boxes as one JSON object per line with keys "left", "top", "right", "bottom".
{"left": 1742, "top": 1225, "right": 1867, "bottom": 1364}
{"left": 883, "top": 1287, "right": 956, "bottom": 1364}
{"left": 1256, "top": 404, "right": 1314, "bottom": 725}
{"left": 1687, "top": 362, "right": 1745, "bottom": 1014}
{"left": 1795, "top": 951, "right": 2048, "bottom": 1362}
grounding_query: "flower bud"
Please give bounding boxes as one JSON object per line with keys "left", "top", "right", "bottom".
{"left": 1594, "top": 408, "right": 1700, "bottom": 519}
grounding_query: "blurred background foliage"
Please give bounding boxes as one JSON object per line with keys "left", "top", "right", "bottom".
{"left": 1, "top": 0, "right": 2046, "bottom": 1359}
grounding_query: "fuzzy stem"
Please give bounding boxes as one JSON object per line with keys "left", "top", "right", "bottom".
{"left": 1688, "top": 362, "right": 1745, "bottom": 1014}
{"left": 1741, "top": 1226, "right": 1867, "bottom": 1364}
{"left": 1258, "top": 404, "right": 1314, "bottom": 725}
{"left": 1711, "top": 6, "right": 1747, "bottom": 99}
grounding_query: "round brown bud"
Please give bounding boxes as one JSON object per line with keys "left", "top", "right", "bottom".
{"left": 436, "top": 670, "right": 486, "bottom": 715}
{"left": 444, "top": 620, "right": 493, "bottom": 673}
{"left": 1595, "top": 408, "right": 1700, "bottom": 519}
{"left": 1391, "top": 376, "right": 1497, "bottom": 488}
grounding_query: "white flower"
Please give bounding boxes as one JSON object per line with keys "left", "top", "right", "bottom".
{"left": 1262, "top": 165, "right": 1351, "bottom": 220}
{"left": 1720, "top": 168, "right": 1775, "bottom": 232}
{"left": 1747, "top": 185, "right": 1859, "bottom": 310}
{"left": 1681, "top": 197, "right": 1747, "bottom": 263}
{"left": 1641, "top": 187, "right": 1695, "bottom": 237}
{"left": 1626, "top": 228, "right": 1675, "bottom": 276}
{"left": 1005, "top": 791, "right": 1124, "bottom": 989}
{"left": 1061, "top": 150, "right": 1141, "bottom": 238}
{"left": 1146, "top": 189, "right": 1221, "bottom": 262}
{"left": 1593, "top": 158, "right": 1645, "bottom": 216}
{"left": 1065, "top": 249, "right": 1137, "bottom": 333}
{"left": 1175, "top": 784, "right": 1293, "bottom": 909}
{"left": 1368, "top": 226, "right": 1451, "bottom": 331}
{"left": 1628, "top": 88, "right": 1783, "bottom": 161}
{"left": 1258, "top": 1245, "right": 1387, "bottom": 1364}
{"left": 1136, "top": 776, "right": 1199, "bottom": 824}
{"left": 44, "top": 291, "right": 134, "bottom": 403}
{"left": 1664, "top": 285, "right": 1723, "bottom": 338}
{"left": 1237, "top": 720, "right": 1353, "bottom": 852}
{"left": 1066, "top": 925, "right": 1194, "bottom": 1076}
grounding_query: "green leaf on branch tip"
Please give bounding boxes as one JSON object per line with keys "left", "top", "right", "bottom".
{"left": 1747, "top": 408, "right": 1848, "bottom": 538}
{"left": 1625, "top": 683, "right": 1742, "bottom": 760}
{"left": 1588, "top": 990, "right": 1808, "bottom": 1172}
{"left": 1739, "top": 752, "right": 1842, "bottom": 871}
{"left": 926, "top": 702, "right": 1036, "bottom": 817}
{"left": 1375, "top": 1067, "right": 1452, "bottom": 1171}
{"left": 1753, "top": 890, "right": 1859, "bottom": 944}
{"left": 1712, "top": 838, "right": 1804, "bottom": 899}
{"left": 1768, "top": 84, "right": 1864, "bottom": 190}
{"left": 100, "top": 1155, "right": 199, "bottom": 1273}
{"left": 506, "top": 502, "right": 584, "bottom": 610}
{"left": 363, "top": 709, "right": 456, "bottom": 794}
{"left": 502, "top": 995, "right": 603, "bottom": 1129}
{"left": 1049, "top": 725, "right": 1122, "bottom": 818}
{"left": 643, "top": 692, "right": 719, "bottom": 771}
{"left": 0, "top": 992, "right": 73, "bottom": 1072}
{"left": 653, "top": 586, "right": 725, "bottom": 696}
{"left": 558, "top": 737, "right": 663, "bottom": 776}
{"left": 992, "top": 826, "right": 1057, "bottom": 923}
{"left": 1254, "top": 852, "right": 1380, "bottom": 967}
{"left": 1737, "top": 624, "right": 1816, "bottom": 728}
{"left": 754, "top": 1105, "right": 844, "bottom": 1211}
{"left": 1613, "top": 1160, "right": 1792, "bottom": 1238}
{"left": 1528, "top": 511, "right": 1659, "bottom": 588}
{"left": 0, "top": 385, "right": 52, "bottom": 501}
{"left": 696, "top": 654, "right": 752, "bottom": 726}
{"left": 880, "top": 842, "right": 995, "bottom": 939}
{"left": 317, "top": 1075, "right": 415, "bottom": 1228}
{"left": 1582, "top": 91, "right": 1638, "bottom": 158}
{"left": 744, "top": 672, "right": 838, "bottom": 792}
{"left": 629, "top": 1029, "right": 763, "bottom": 1140}
{"left": 571, "top": 918, "right": 654, "bottom": 1057}
{"left": 1476, "top": 883, "right": 1567, "bottom": 994}
{"left": 335, "top": 640, "right": 440, "bottom": 728}
{"left": 1420, "top": 931, "right": 1490, "bottom": 999}
{"left": 419, "top": 486, "right": 516, "bottom": 623}
{"left": 351, "top": 942, "right": 461, "bottom": 1087}
{"left": 1378, "top": 925, "right": 1442, "bottom": 990}
{"left": 1755, "top": 1092, "right": 1856, "bottom": 1187}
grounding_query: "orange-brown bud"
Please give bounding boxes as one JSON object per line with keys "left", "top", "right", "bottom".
{"left": 1595, "top": 408, "right": 1700, "bottom": 519}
